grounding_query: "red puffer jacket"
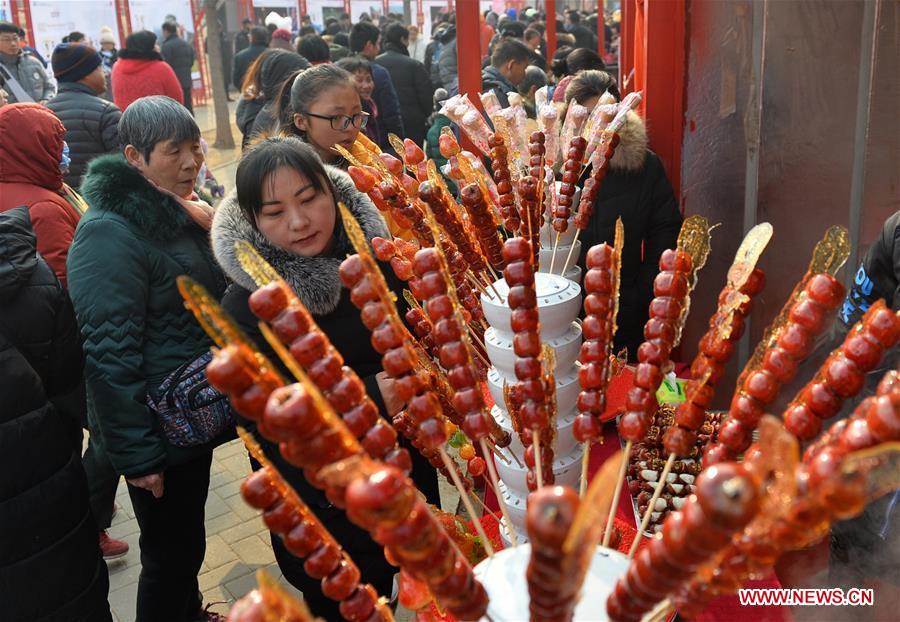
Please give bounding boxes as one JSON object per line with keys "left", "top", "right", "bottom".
{"left": 111, "top": 56, "right": 184, "bottom": 111}
{"left": 0, "top": 103, "right": 81, "bottom": 288}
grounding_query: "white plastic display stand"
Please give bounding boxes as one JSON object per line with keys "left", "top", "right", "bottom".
{"left": 474, "top": 544, "right": 630, "bottom": 621}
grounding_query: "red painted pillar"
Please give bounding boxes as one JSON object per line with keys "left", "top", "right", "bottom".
{"left": 298, "top": 0, "right": 308, "bottom": 17}
{"left": 597, "top": 0, "right": 605, "bottom": 57}
{"left": 619, "top": 0, "right": 634, "bottom": 93}
{"left": 114, "top": 0, "right": 132, "bottom": 50}
{"left": 343, "top": 0, "right": 351, "bottom": 15}
{"left": 638, "top": 0, "right": 686, "bottom": 200}
{"left": 382, "top": 0, "right": 389, "bottom": 17}
{"left": 545, "top": 0, "right": 556, "bottom": 62}
{"left": 456, "top": 0, "right": 481, "bottom": 151}
{"left": 238, "top": 0, "right": 254, "bottom": 23}
{"left": 417, "top": 0, "right": 424, "bottom": 30}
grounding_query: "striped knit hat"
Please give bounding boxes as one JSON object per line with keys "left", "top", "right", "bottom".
{"left": 51, "top": 43, "right": 102, "bottom": 82}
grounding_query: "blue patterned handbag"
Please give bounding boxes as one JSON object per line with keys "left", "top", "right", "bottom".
{"left": 147, "top": 351, "right": 233, "bottom": 447}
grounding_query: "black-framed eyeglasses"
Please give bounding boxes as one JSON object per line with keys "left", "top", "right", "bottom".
{"left": 302, "top": 110, "right": 369, "bottom": 131}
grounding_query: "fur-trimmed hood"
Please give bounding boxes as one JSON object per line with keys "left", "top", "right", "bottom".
{"left": 79, "top": 154, "right": 191, "bottom": 241}
{"left": 609, "top": 110, "right": 649, "bottom": 173}
{"left": 212, "top": 165, "right": 388, "bottom": 316}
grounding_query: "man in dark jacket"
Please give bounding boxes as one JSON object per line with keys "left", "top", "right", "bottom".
{"left": 0, "top": 21, "right": 55, "bottom": 103}
{"left": 481, "top": 38, "right": 531, "bottom": 109}
{"left": 161, "top": 21, "right": 196, "bottom": 114}
{"left": 234, "top": 18, "right": 252, "bottom": 55}
{"left": 233, "top": 26, "right": 269, "bottom": 90}
{"left": 0, "top": 206, "right": 112, "bottom": 622}
{"left": 375, "top": 23, "right": 432, "bottom": 145}
{"left": 349, "top": 21, "right": 404, "bottom": 150}
{"left": 565, "top": 9, "right": 598, "bottom": 50}
{"left": 46, "top": 44, "right": 121, "bottom": 187}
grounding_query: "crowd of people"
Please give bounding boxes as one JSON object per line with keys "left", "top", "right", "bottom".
{"left": 2, "top": 6, "right": 895, "bottom": 622}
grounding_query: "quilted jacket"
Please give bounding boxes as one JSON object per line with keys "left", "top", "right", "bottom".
{"left": 0, "top": 207, "right": 111, "bottom": 622}
{"left": 66, "top": 155, "right": 227, "bottom": 479}
{"left": 45, "top": 82, "right": 122, "bottom": 187}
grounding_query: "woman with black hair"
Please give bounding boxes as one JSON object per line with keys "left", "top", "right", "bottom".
{"left": 211, "top": 136, "right": 439, "bottom": 619}
{"left": 566, "top": 70, "right": 682, "bottom": 362}
{"left": 245, "top": 49, "right": 310, "bottom": 143}
{"left": 273, "top": 63, "right": 368, "bottom": 169}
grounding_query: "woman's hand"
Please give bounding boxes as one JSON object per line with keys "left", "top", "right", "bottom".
{"left": 127, "top": 472, "right": 165, "bottom": 498}
{"left": 376, "top": 371, "right": 407, "bottom": 416}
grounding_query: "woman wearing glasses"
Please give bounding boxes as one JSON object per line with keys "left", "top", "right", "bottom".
{"left": 212, "top": 136, "right": 439, "bottom": 619}
{"left": 273, "top": 63, "right": 369, "bottom": 168}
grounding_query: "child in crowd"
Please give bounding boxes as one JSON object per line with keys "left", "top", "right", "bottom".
{"left": 336, "top": 56, "right": 381, "bottom": 145}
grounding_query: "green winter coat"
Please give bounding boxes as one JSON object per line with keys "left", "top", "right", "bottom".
{"left": 67, "top": 155, "right": 227, "bottom": 479}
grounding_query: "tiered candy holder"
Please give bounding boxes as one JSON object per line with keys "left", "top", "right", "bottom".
{"left": 481, "top": 273, "right": 585, "bottom": 545}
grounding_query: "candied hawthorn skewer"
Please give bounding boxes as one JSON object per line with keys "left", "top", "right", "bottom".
{"left": 662, "top": 223, "right": 772, "bottom": 458}
{"left": 339, "top": 207, "right": 496, "bottom": 554}
{"left": 621, "top": 216, "right": 711, "bottom": 556}
{"left": 226, "top": 570, "right": 323, "bottom": 622}
{"left": 238, "top": 431, "right": 392, "bottom": 622}
{"left": 674, "top": 376, "right": 900, "bottom": 618}
{"left": 412, "top": 243, "right": 519, "bottom": 543}
{"left": 526, "top": 486, "right": 581, "bottom": 622}
{"left": 782, "top": 300, "right": 900, "bottom": 440}
{"left": 549, "top": 136, "right": 588, "bottom": 274}
{"left": 489, "top": 132, "right": 521, "bottom": 233}
{"left": 502, "top": 237, "right": 555, "bottom": 491}
{"left": 459, "top": 182, "right": 506, "bottom": 271}
{"left": 342, "top": 464, "right": 490, "bottom": 621}
{"left": 606, "top": 463, "right": 760, "bottom": 622}
{"left": 704, "top": 226, "right": 851, "bottom": 465}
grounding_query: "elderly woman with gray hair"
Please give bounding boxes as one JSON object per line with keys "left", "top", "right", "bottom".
{"left": 67, "top": 95, "right": 228, "bottom": 622}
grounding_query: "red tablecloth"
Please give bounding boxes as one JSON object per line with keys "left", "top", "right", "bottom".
{"left": 480, "top": 368, "right": 791, "bottom": 622}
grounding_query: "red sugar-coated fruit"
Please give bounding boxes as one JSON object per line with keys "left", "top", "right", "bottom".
{"left": 866, "top": 394, "right": 900, "bottom": 442}
{"left": 230, "top": 380, "right": 278, "bottom": 420}
{"left": 467, "top": 456, "right": 486, "bottom": 476}
{"left": 579, "top": 339, "right": 605, "bottom": 363}
{"left": 283, "top": 522, "right": 321, "bottom": 557}
{"left": 248, "top": 282, "right": 291, "bottom": 322}
{"left": 784, "top": 404, "right": 822, "bottom": 440}
{"left": 742, "top": 268, "right": 767, "bottom": 296}
{"left": 270, "top": 306, "right": 313, "bottom": 343}
{"left": 340, "top": 585, "right": 377, "bottom": 621}
{"left": 343, "top": 401, "right": 379, "bottom": 438}
{"left": 502, "top": 237, "right": 532, "bottom": 262}
{"left": 240, "top": 470, "right": 279, "bottom": 510}
{"left": 789, "top": 299, "right": 827, "bottom": 333}
{"left": 695, "top": 463, "right": 759, "bottom": 530}
{"left": 438, "top": 341, "right": 468, "bottom": 368}
{"left": 350, "top": 275, "right": 380, "bottom": 308}
{"left": 579, "top": 362, "right": 605, "bottom": 390}
{"left": 348, "top": 166, "right": 378, "bottom": 193}
{"left": 206, "top": 347, "right": 255, "bottom": 394}
{"left": 644, "top": 317, "right": 677, "bottom": 343}
{"left": 511, "top": 307, "right": 540, "bottom": 333}
{"left": 451, "top": 387, "right": 484, "bottom": 415}
{"left": 322, "top": 560, "right": 361, "bottom": 600}
{"left": 418, "top": 417, "right": 448, "bottom": 449}
{"left": 304, "top": 543, "right": 342, "bottom": 578}
{"left": 585, "top": 244, "right": 614, "bottom": 269}
{"left": 691, "top": 357, "right": 724, "bottom": 385}
{"left": 730, "top": 393, "right": 764, "bottom": 427}
{"left": 262, "top": 500, "right": 298, "bottom": 534}
{"left": 514, "top": 331, "right": 542, "bottom": 357}
{"left": 637, "top": 339, "right": 670, "bottom": 367}
{"left": 703, "top": 442, "right": 732, "bottom": 467}
{"left": 521, "top": 402, "right": 549, "bottom": 429}
{"left": 804, "top": 382, "right": 842, "bottom": 418}
{"left": 633, "top": 363, "right": 662, "bottom": 391}
{"left": 577, "top": 389, "right": 606, "bottom": 415}
{"left": 658, "top": 249, "right": 693, "bottom": 273}
{"left": 432, "top": 318, "right": 462, "bottom": 344}
{"left": 839, "top": 416, "right": 875, "bottom": 453}
{"left": 718, "top": 418, "right": 752, "bottom": 453}
{"left": 699, "top": 333, "right": 735, "bottom": 363}
{"left": 504, "top": 261, "right": 534, "bottom": 286}
{"left": 624, "top": 386, "right": 653, "bottom": 414}
{"left": 508, "top": 284, "right": 537, "bottom": 309}
{"left": 777, "top": 323, "right": 814, "bottom": 359}
{"left": 805, "top": 273, "right": 844, "bottom": 309}
{"left": 464, "top": 412, "right": 491, "bottom": 440}
{"left": 762, "top": 347, "right": 798, "bottom": 383}
{"left": 573, "top": 413, "right": 602, "bottom": 442}
{"left": 515, "top": 356, "right": 543, "bottom": 380}
{"left": 584, "top": 268, "right": 613, "bottom": 294}
{"left": 744, "top": 369, "right": 780, "bottom": 404}
{"left": 447, "top": 365, "right": 478, "bottom": 390}
{"left": 843, "top": 331, "right": 884, "bottom": 369}
{"left": 864, "top": 305, "right": 900, "bottom": 345}
{"left": 307, "top": 355, "right": 343, "bottom": 389}
{"left": 824, "top": 354, "right": 865, "bottom": 397}
{"left": 649, "top": 296, "right": 682, "bottom": 320}
{"left": 675, "top": 401, "right": 707, "bottom": 430}
{"left": 663, "top": 426, "right": 695, "bottom": 457}
{"left": 653, "top": 271, "right": 689, "bottom": 299}
{"left": 619, "top": 411, "right": 651, "bottom": 441}
{"left": 583, "top": 292, "right": 612, "bottom": 317}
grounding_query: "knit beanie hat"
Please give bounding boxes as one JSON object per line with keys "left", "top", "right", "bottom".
{"left": 271, "top": 28, "right": 292, "bottom": 42}
{"left": 99, "top": 27, "right": 116, "bottom": 45}
{"left": 125, "top": 30, "right": 157, "bottom": 54}
{"left": 51, "top": 43, "right": 103, "bottom": 82}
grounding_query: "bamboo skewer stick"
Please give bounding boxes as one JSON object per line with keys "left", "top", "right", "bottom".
{"left": 628, "top": 453, "right": 676, "bottom": 558}
{"left": 532, "top": 430, "right": 543, "bottom": 488}
{"left": 602, "top": 440, "right": 631, "bottom": 547}
{"left": 439, "top": 448, "right": 494, "bottom": 557}
{"left": 479, "top": 438, "right": 518, "bottom": 546}
{"left": 549, "top": 231, "right": 561, "bottom": 275}
{"left": 578, "top": 440, "right": 591, "bottom": 498}
{"left": 559, "top": 229, "right": 582, "bottom": 276}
